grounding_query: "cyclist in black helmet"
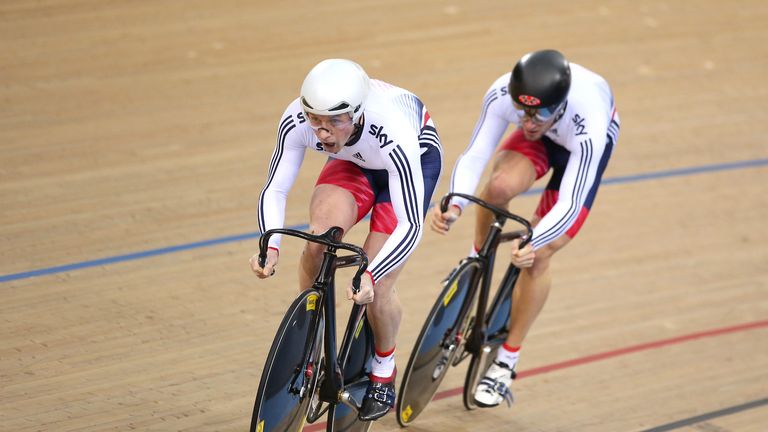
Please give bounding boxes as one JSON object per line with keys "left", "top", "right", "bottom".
{"left": 431, "top": 49, "right": 620, "bottom": 407}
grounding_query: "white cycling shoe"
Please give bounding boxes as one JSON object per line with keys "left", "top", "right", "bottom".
{"left": 473, "top": 360, "right": 516, "bottom": 408}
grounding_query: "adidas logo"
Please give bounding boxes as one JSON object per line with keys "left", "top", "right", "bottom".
{"left": 352, "top": 152, "right": 365, "bottom": 162}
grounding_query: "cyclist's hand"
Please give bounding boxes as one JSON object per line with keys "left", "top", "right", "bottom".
{"left": 250, "top": 248, "right": 279, "bottom": 278}
{"left": 510, "top": 238, "right": 535, "bottom": 268}
{"left": 347, "top": 272, "right": 374, "bottom": 305}
{"left": 430, "top": 204, "right": 461, "bottom": 235}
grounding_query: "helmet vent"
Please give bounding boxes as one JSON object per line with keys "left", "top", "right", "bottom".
{"left": 301, "top": 97, "right": 314, "bottom": 109}
{"left": 328, "top": 102, "right": 350, "bottom": 112}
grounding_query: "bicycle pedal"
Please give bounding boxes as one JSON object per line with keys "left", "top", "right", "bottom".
{"left": 341, "top": 390, "right": 362, "bottom": 409}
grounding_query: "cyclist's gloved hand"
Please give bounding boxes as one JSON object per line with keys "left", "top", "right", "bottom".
{"left": 510, "top": 238, "right": 535, "bottom": 268}
{"left": 430, "top": 204, "right": 462, "bottom": 235}
{"left": 250, "top": 247, "right": 279, "bottom": 278}
{"left": 348, "top": 271, "right": 375, "bottom": 305}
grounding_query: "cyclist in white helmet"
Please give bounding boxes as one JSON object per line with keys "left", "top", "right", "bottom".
{"left": 251, "top": 59, "right": 443, "bottom": 421}
{"left": 432, "top": 49, "right": 620, "bottom": 408}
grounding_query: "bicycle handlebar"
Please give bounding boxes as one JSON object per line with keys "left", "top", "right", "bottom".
{"left": 439, "top": 192, "right": 533, "bottom": 248}
{"left": 258, "top": 227, "right": 369, "bottom": 293}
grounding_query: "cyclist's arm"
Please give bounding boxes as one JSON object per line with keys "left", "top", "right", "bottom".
{"left": 366, "top": 141, "right": 426, "bottom": 284}
{"left": 258, "top": 110, "right": 308, "bottom": 251}
{"left": 449, "top": 81, "right": 512, "bottom": 210}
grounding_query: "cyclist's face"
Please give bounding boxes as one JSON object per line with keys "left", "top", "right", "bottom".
{"left": 520, "top": 112, "right": 556, "bottom": 141}
{"left": 306, "top": 113, "right": 356, "bottom": 153}
{"left": 513, "top": 101, "right": 560, "bottom": 141}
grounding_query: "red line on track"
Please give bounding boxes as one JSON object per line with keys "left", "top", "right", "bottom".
{"left": 304, "top": 319, "right": 768, "bottom": 431}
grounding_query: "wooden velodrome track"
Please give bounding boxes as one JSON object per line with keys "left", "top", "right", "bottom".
{"left": 2, "top": 1, "right": 767, "bottom": 431}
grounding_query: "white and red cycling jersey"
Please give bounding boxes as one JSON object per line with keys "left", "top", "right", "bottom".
{"left": 449, "top": 63, "right": 621, "bottom": 249}
{"left": 259, "top": 79, "right": 443, "bottom": 283}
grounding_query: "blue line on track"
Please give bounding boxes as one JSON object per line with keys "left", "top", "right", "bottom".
{"left": 2, "top": 158, "right": 767, "bottom": 283}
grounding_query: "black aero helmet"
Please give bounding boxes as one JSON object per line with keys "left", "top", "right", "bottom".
{"left": 509, "top": 49, "right": 571, "bottom": 113}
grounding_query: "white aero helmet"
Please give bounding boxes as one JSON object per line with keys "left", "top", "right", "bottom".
{"left": 300, "top": 59, "right": 370, "bottom": 122}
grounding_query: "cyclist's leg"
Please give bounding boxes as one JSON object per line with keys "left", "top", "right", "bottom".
{"left": 360, "top": 140, "right": 441, "bottom": 357}
{"left": 475, "top": 204, "right": 572, "bottom": 408}
{"left": 508, "top": 131, "right": 613, "bottom": 349}
{"left": 477, "top": 132, "right": 613, "bottom": 407}
{"left": 475, "top": 129, "right": 547, "bottom": 248}
{"left": 357, "top": 205, "right": 404, "bottom": 421}
{"left": 358, "top": 142, "right": 441, "bottom": 421}
{"left": 360, "top": 230, "right": 404, "bottom": 354}
{"left": 299, "top": 159, "right": 375, "bottom": 289}
{"left": 507, "top": 232, "right": 568, "bottom": 347}
{"left": 473, "top": 130, "right": 550, "bottom": 408}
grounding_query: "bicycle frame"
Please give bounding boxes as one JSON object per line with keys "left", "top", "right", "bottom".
{"left": 438, "top": 193, "right": 532, "bottom": 359}
{"left": 257, "top": 227, "right": 370, "bottom": 413}
{"left": 395, "top": 193, "right": 532, "bottom": 426}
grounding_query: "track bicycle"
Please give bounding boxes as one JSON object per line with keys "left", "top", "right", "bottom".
{"left": 396, "top": 192, "right": 532, "bottom": 426}
{"left": 250, "top": 227, "right": 375, "bottom": 432}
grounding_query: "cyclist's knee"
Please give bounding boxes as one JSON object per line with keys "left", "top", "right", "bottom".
{"left": 484, "top": 171, "right": 533, "bottom": 204}
{"left": 482, "top": 179, "right": 514, "bottom": 205}
{"left": 527, "top": 256, "right": 551, "bottom": 278}
{"left": 371, "top": 275, "right": 400, "bottom": 302}
{"left": 527, "top": 239, "right": 566, "bottom": 277}
{"left": 309, "top": 185, "right": 359, "bottom": 228}
{"left": 301, "top": 240, "right": 326, "bottom": 261}
{"left": 487, "top": 153, "right": 536, "bottom": 199}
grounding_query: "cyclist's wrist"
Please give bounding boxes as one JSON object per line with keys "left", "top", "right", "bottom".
{"left": 448, "top": 198, "right": 466, "bottom": 213}
{"left": 268, "top": 246, "right": 280, "bottom": 256}
{"left": 365, "top": 270, "right": 375, "bottom": 286}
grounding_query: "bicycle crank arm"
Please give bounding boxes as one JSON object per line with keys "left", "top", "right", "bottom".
{"left": 465, "top": 329, "right": 487, "bottom": 354}
{"left": 340, "top": 390, "right": 363, "bottom": 410}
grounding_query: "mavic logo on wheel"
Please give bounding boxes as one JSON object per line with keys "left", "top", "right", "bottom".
{"left": 401, "top": 405, "right": 413, "bottom": 422}
{"left": 443, "top": 280, "right": 458, "bottom": 306}
{"left": 354, "top": 318, "right": 364, "bottom": 339}
{"left": 256, "top": 420, "right": 264, "bottom": 432}
{"left": 306, "top": 294, "right": 318, "bottom": 311}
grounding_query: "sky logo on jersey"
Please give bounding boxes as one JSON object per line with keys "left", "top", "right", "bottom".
{"left": 352, "top": 152, "right": 365, "bottom": 162}
{"left": 572, "top": 113, "right": 587, "bottom": 136}
{"left": 369, "top": 124, "right": 394, "bottom": 148}
{"left": 518, "top": 94, "right": 541, "bottom": 106}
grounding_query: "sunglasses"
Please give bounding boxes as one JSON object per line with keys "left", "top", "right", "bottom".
{"left": 306, "top": 113, "right": 354, "bottom": 130}
{"left": 513, "top": 100, "right": 565, "bottom": 123}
